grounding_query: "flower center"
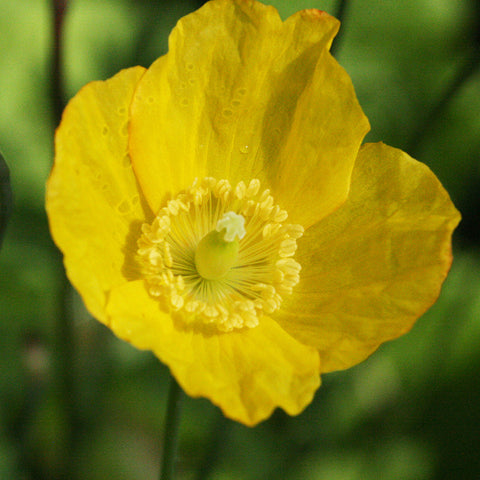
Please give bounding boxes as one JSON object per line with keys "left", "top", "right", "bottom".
{"left": 194, "top": 212, "right": 245, "bottom": 280}
{"left": 137, "top": 177, "right": 303, "bottom": 332}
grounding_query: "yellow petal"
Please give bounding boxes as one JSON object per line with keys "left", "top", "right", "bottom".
{"left": 46, "top": 67, "right": 150, "bottom": 323}
{"left": 276, "top": 142, "right": 461, "bottom": 373}
{"left": 106, "top": 280, "right": 321, "bottom": 426}
{"left": 129, "top": 0, "right": 369, "bottom": 223}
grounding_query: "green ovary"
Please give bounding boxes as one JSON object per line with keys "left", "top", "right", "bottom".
{"left": 194, "top": 229, "right": 240, "bottom": 280}
{"left": 194, "top": 211, "right": 245, "bottom": 280}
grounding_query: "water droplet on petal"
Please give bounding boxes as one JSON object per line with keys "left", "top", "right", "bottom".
{"left": 117, "top": 200, "right": 130, "bottom": 214}
{"left": 122, "top": 154, "right": 131, "bottom": 168}
{"left": 223, "top": 108, "right": 233, "bottom": 117}
{"left": 237, "top": 87, "right": 247, "bottom": 96}
{"left": 232, "top": 99, "right": 241, "bottom": 107}
{"left": 239, "top": 145, "right": 250, "bottom": 154}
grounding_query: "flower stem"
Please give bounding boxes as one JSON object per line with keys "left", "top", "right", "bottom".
{"left": 407, "top": 48, "right": 480, "bottom": 156}
{"left": 0, "top": 152, "right": 12, "bottom": 250}
{"left": 51, "top": 2, "right": 76, "bottom": 479}
{"left": 160, "top": 374, "right": 184, "bottom": 480}
{"left": 330, "top": 0, "right": 350, "bottom": 57}
{"left": 194, "top": 412, "right": 229, "bottom": 480}
{"left": 52, "top": 0, "right": 67, "bottom": 123}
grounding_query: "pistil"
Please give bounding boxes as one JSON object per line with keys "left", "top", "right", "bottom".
{"left": 194, "top": 212, "right": 246, "bottom": 280}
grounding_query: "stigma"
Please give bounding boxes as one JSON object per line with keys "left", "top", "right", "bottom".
{"left": 137, "top": 177, "right": 303, "bottom": 332}
{"left": 215, "top": 211, "right": 246, "bottom": 242}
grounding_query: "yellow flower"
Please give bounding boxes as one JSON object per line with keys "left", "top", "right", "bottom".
{"left": 46, "top": 0, "right": 460, "bottom": 426}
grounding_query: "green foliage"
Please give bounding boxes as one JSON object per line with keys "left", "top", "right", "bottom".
{"left": 0, "top": 0, "right": 479, "bottom": 479}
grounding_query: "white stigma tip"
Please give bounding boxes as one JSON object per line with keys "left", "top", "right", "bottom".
{"left": 216, "top": 211, "right": 246, "bottom": 242}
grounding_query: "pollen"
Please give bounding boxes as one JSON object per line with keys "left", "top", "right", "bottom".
{"left": 137, "top": 177, "right": 303, "bottom": 332}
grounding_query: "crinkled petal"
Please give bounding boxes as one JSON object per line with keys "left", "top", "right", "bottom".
{"left": 276, "top": 142, "right": 461, "bottom": 373}
{"left": 129, "top": 0, "right": 369, "bottom": 224}
{"left": 106, "top": 280, "right": 321, "bottom": 426}
{"left": 46, "top": 67, "right": 150, "bottom": 323}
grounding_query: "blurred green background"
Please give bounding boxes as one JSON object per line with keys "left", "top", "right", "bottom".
{"left": 1, "top": 0, "right": 479, "bottom": 479}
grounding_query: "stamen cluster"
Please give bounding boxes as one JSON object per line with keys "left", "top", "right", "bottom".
{"left": 137, "top": 177, "right": 303, "bottom": 332}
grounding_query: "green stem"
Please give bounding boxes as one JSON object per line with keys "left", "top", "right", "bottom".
{"left": 51, "top": 2, "right": 75, "bottom": 479}
{"left": 330, "top": 0, "right": 350, "bottom": 57}
{"left": 52, "top": 0, "right": 67, "bottom": 122}
{"left": 407, "top": 47, "right": 480, "bottom": 156}
{"left": 160, "top": 374, "right": 184, "bottom": 480}
{"left": 0, "top": 152, "right": 12, "bottom": 250}
{"left": 53, "top": 271, "right": 75, "bottom": 480}
{"left": 194, "top": 412, "right": 229, "bottom": 480}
